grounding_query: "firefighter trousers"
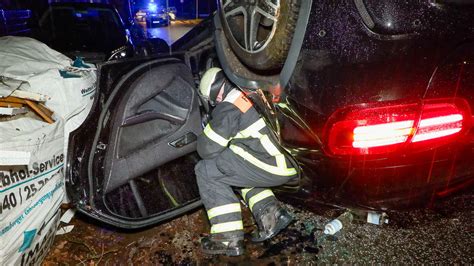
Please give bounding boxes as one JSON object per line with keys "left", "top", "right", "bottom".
{"left": 195, "top": 158, "right": 293, "bottom": 237}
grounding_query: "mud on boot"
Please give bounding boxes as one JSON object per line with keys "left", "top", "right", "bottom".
{"left": 251, "top": 203, "right": 294, "bottom": 242}
{"left": 201, "top": 234, "right": 244, "bottom": 256}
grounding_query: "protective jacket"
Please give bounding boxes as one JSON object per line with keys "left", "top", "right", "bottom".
{"left": 197, "top": 88, "right": 297, "bottom": 180}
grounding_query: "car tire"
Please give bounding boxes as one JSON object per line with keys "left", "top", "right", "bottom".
{"left": 218, "top": 0, "right": 301, "bottom": 71}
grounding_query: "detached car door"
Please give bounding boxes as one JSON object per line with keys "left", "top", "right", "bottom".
{"left": 66, "top": 56, "right": 203, "bottom": 229}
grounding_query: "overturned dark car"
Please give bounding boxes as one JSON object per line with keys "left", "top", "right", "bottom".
{"left": 66, "top": 0, "right": 474, "bottom": 229}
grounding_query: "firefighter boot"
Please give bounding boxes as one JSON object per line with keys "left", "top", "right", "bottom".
{"left": 251, "top": 202, "right": 293, "bottom": 242}
{"left": 201, "top": 234, "right": 244, "bottom": 256}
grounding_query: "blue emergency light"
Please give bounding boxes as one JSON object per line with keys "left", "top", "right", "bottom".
{"left": 148, "top": 2, "right": 158, "bottom": 12}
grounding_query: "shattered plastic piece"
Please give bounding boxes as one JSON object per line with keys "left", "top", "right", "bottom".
{"left": 60, "top": 209, "right": 76, "bottom": 224}
{"left": 56, "top": 225, "right": 74, "bottom": 235}
{"left": 349, "top": 209, "right": 389, "bottom": 225}
{"left": 367, "top": 212, "right": 389, "bottom": 225}
{"left": 18, "top": 229, "right": 37, "bottom": 252}
{"left": 302, "top": 221, "right": 316, "bottom": 236}
{"left": 59, "top": 70, "right": 81, "bottom": 79}
{"left": 324, "top": 210, "right": 390, "bottom": 235}
{"left": 72, "top": 57, "right": 91, "bottom": 69}
{"left": 0, "top": 107, "right": 27, "bottom": 115}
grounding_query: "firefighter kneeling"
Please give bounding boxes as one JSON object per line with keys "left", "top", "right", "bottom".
{"left": 195, "top": 68, "right": 297, "bottom": 256}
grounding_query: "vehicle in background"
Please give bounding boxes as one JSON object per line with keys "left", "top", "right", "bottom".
{"left": 145, "top": 9, "right": 170, "bottom": 27}
{"left": 134, "top": 0, "right": 171, "bottom": 28}
{"left": 136, "top": 10, "right": 170, "bottom": 27}
{"left": 38, "top": 2, "right": 135, "bottom": 63}
{"left": 165, "top": 7, "right": 177, "bottom": 20}
{"left": 135, "top": 9, "right": 147, "bottom": 22}
{"left": 0, "top": 9, "right": 32, "bottom": 36}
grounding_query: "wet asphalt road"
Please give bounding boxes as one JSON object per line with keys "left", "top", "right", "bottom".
{"left": 142, "top": 20, "right": 199, "bottom": 45}
{"left": 44, "top": 189, "right": 473, "bottom": 264}
{"left": 277, "top": 191, "right": 473, "bottom": 264}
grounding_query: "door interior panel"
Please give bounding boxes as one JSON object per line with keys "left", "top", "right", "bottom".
{"left": 103, "top": 62, "right": 201, "bottom": 194}
{"left": 104, "top": 153, "right": 200, "bottom": 219}
{"left": 118, "top": 119, "right": 174, "bottom": 157}
{"left": 135, "top": 89, "right": 189, "bottom": 123}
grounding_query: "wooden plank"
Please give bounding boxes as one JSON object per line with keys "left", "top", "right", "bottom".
{"left": 0, "top": 96, "right": 27, "bottom": 104}
{"left": 0, "top": 102, "right": 23, "bottom": 108}
{"left": 37, "top": 103, "right": 54, "bottom": 117}
{"left": 24, "top": 100, "right": 54, "bottom": 124}
{"left": 0, "top": 96, "right": 55, "bottom": 123}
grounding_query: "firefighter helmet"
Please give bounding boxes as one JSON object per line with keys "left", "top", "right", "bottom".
{"left": 199, "top": 67, "right": 227, "bottom": 106}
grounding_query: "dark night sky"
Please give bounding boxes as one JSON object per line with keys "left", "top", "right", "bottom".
{"left": 0, "top": 0, "right": 216, "bottom": 20}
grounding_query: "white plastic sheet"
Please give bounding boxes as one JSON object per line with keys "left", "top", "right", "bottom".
{"left": 0, "top": 36, "right": 96, "bottom": 265}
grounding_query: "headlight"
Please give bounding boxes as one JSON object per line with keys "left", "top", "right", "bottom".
{"left": 108, "top": 46, "right": 129, "bottom": 61}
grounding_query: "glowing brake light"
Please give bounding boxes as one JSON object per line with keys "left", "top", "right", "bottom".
{"left": 324, "top": 99, "right": 471, "bottom": 156}
{"left": 412, "top": 104, "right": 464, "bottom": 142}
{"left": 353, "top": 120, "right": 414, "bottom": 148}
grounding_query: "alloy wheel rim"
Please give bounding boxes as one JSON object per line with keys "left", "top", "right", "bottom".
{"left": 221, "top": 0, "right": 280, "bottom": 53}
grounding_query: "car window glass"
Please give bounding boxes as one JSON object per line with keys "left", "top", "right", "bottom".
{"left": 39, "top": 6, "right": 126, "bottom": 54}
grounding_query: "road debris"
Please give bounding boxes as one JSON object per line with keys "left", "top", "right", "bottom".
{"left": 43, "top": 191, "right": 473, "bottom": 264}
{"left": 324, "top": 209, "right": 389, "bottom": 235}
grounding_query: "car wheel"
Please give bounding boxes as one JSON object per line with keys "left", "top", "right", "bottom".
{"left": 218, "top": 0, "right": 301, "bottom": 71}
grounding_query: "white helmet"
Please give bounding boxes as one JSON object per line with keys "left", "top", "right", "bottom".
{"left": 199, "top": 67, "right": 227, "bottom": 106}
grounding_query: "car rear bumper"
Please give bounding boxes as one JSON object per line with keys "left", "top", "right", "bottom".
{"left": 313, "top": 140, "right": 474, "bottom": 209}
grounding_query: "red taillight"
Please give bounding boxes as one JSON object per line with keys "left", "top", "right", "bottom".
{"left": 353, "top": 120, "right": 415, "bottom": 148}
{"left": 324, "top": 98, "right": 471, "bottom": 156}
{"left": 412, "top": 103, "right": 464, "bottom": 142}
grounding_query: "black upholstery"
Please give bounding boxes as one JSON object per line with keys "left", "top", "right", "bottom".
{"left": 103, "top": 62, "right": 201, "bottom": 193}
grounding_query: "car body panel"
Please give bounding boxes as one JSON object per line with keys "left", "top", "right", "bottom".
{"left": 273, "top": 1, "right": 474, "bottom": 209}
{"left": 216, "top": 0, "right": 474, "bottom": 209}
